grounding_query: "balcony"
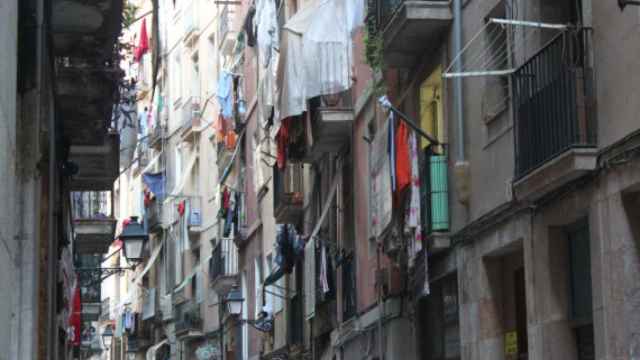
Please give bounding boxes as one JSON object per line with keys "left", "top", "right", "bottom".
{"left": 51, "top": 0, "right": 122, "bottom": 192}
{"left": 174, "top": 300, "right": 203, "bottom": 338}
{"left": 183, "top": 0, "right": 200, "bottom": 47}
{"left": 371, "top": 0, "right": 452, "bottom": 68}
{"left": 127, "top": 314, "right": 154, "bottom": 352}
{"left": 273, "top": 163, "right": 304, "bottom": 224}
{"left": 209, "top": 238, "right": 239, "bottom": 295}
{"left": 72, "top": 191, "right": 117, "bottom": 254}
{"left": 512, "top": 30, "right": 596, "bottom": 201}
{"left": 218, "top": 6, "right": 237, "bottom": 56}
{"left": 305, "top": 92, "right": 354, "bottom": 162}
{"left": 180, "top": 96, "right": 202, "bottom": 140}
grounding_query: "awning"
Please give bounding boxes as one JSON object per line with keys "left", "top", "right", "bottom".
{"left": 133, "top": 238, "right": 165, "bottom": 284}
{"left": 146, "top": 339, "right": 168, "bottom": 360}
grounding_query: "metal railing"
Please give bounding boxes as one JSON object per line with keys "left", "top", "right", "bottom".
{"left": 209, "top": 237, "right": 239, "bottom": 282}
{"left": 368, "top": 0, "right": 448, "bottom": 34}
{"left": 513, "top": 29, "right": 595, "bottom": 178}
{"left": 273, "top": 163, "right": 304, "bottom": 222}
{"left": 71, "top": 191, "right": 112, "bottom": 220}
{"left": 175, "top": 300, "right": 203, "bottom": 333}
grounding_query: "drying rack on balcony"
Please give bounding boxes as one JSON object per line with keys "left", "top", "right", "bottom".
{"left": 443, "top": 18, "right": 573, "bottom": 79}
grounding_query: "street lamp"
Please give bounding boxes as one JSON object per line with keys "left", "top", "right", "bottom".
{"left": 119, "top": 216, "right": 148, "bottom": 264}
{"left": 101, "top": 325, "right": 113, "bottom": 350}
{"left": 225, "top": 286, "right": 244, "bottom": 315}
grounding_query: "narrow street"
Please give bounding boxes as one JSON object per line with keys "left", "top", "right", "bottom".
{"left": 1, "top": 0, "right": 640, "bottom": 359}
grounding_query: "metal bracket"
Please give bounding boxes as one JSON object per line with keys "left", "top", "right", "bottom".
{"left": 619, "top": 0, "right": 640, "bottom": 10}
{"left": 76, "top": 266, "right": 136, "bottom": 288}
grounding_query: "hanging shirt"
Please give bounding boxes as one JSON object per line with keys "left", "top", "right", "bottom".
{"left": 404, "top": 132, "right": 423, "bottom": 261}
{"left": 217, "top": 71, "right": 234, "bottom": 119}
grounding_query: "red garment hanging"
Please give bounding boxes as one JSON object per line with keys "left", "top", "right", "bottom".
{"left": 395, "top": 120, "right": 411, "bottom": 193}
{"left": 177, "top": 200, "right": 186, "bottom": 217}
{"left": 134, "top": 18, "right": 149, "bottom": 62}
{"left": 276, "top": 118, "right": 292, "bottom": 170}
{"left": 68, "top": 285, "right": 81, "bottom": 346}
{"left": 222, "top": 187, "right": 231, "bottom": 210}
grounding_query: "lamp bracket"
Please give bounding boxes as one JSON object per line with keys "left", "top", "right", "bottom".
{"left": 77, "top": 266, "right": 137, "bottom": 287}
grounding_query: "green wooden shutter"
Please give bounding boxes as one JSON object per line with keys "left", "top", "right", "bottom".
{"left": 430, "top": 155, "right": 449, "bottom": 231}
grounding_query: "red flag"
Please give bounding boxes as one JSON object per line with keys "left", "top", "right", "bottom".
{"left": 134, "top": 18, "right": 149, "bottom": 62}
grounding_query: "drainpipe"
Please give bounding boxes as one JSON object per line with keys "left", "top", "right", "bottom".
{"left": 39, "top": 0, "right": 58, "bottom": 357}
{"left": 452, "top": 0, "right": 471, "bottom": 205}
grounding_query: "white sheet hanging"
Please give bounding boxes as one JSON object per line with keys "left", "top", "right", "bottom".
{"left": 277, "top": 0, "right": 355, "bottom": 125}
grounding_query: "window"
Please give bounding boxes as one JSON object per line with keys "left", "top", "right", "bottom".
{"left": 566, "top": 219, "right": 594, "bottom": 360}
{"left": 482, "top": 1, "right": 510, "bottom": 128}
{"left": 419, "top": 65, "right": 444, "bottom": 151}
{"left": 419, "top": 274, "right": 460, "bottom": 360}
{"left": 172, "top": 52, "right": 183, "bottom": 106}
{"left": 419, "top": 66, "right": 449, "bottom": 234}
{"left": 190, "top": 53, "right": 200, "bottom": 99}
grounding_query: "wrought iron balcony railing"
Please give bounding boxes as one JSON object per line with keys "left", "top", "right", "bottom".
{"left": 209, "top": 237, "right": 238, "bottom": 282}
{"left": 513, "top": 29, "right": 595, "bottom": 178}
{"left": 174, "top": 300, "right": 203, "bottom": 334}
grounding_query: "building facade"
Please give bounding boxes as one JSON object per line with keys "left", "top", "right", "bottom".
{"left": 103, "top": 1, "right": 640, "bottom": 360}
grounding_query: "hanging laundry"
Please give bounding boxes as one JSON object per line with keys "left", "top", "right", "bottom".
{"left": 142, "top": 172, "right": 166, "bottom": 201}
{"left": 389, "top": 113, "right": 397, "bottom": 191}
{"left": 404, "top": 131, "right": 423, "bottom": 260}
{"left": 243, "top": 5, "right": 257, "bottom": 47}
{"left": 276, "top": 118, "right": 291, "bottom": 169}
{"left": 223, "top": 192, "right": 236, "bottom": 237}
{"left": 217, "top": 71, "right": 234, "bottom": 120}
{"left": 395, "top": 119, "right": 411, "bottom": 194}
{"left": 320, "top": 244, "right": 329, "bottom": 294}
{"left": 177, "top": 200, "right": 186, "bottom": 217}
{"left": 214, "top": 114, "right": 226, "bottom": 143}
{"left": 134, "top": 18, "right": 149, "bottom": 62}
{"left": 225, "top": 130, "right": 238, "bottom": 151}
{"left": 371, "top": 111, "right": 394, "bottom": 238}
{"left": 68, "top": 285, "right": 81, "bottom": 346}
{"left": 237, "top": 76, "right": 247, "bottom": 118}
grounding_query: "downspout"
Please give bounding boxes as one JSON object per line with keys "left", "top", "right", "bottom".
{"left": 453, "top": 0, "right": 463, "bottom": 162}
{"left": 452, "top": 0, "right": 471, "bottom": 206}
{"left": 40, "top": 0, "right": 58, "bottom": 357}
